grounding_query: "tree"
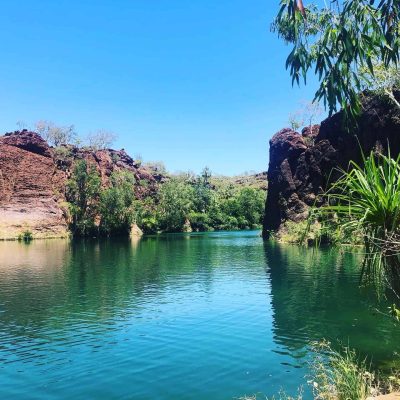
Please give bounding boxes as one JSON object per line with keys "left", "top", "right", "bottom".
{"left": 235, "top": 187, "right": 265, "bottom": 228}
{"left": 86, "top": 129, "right": 117, "bottom": 150}
{"left": 288, "top": 112, "right": 303, "bottom": 131}
{"left": 143, "top": 161, "right": 167, "bottom": 175}
{"left": 200, "top": 166, "right": 212, "bottom": 186}
{"left": 272, "top": 0, "right": 400, "bottom": 122}
{"left": 35, "top": 120, "right": 77, "bottom": 146}
{"left": 134, "top": 196, "right": 158, "bottom": 234}
{"left": 360, "top": 59, "right": 400, "bottom": 109}
{"left": 157, "top": 178, "right": 194, "bottom": 232}
{"left": 288, "top": 100, "right": 323, "bottom": 131}
{"left": 66, "top": 160, "right": 101, "bottom": 236}
{"left": 99, "top": 171, "right": 136, "bottom": 235}
{"left": 192, "top": 167, "right": 213, "bottom": 214}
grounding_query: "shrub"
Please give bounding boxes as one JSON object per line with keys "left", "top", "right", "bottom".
{"left": 35, "top": 120, "right": 77, "bottom": 146}
{"left": 245, "top": 342, "right": 400, "bottom": 400}
{"left": 17, "top": 230, "right": 33, "bottom": 242}
{"left": 86, "top": 129, "right": 117, "bottom": 150}
{"left": 157, "top": 178, "right": 194, "bottom": 232}
{"left": 310, "top": 341, "right": 376, "bottom": 400}
{"left": 278, "top": 218, "right": 363, "bottom": 246}
{"left": 99, "top": 171, "right": 136, "bottom": 235}
{"left": 188, "top": 212, "right": 212, "bottom": 232}
{"left": 66, "top": 160, "right": 101, "bottom": 236}
{"left": 315, "top": 151, "right": 400, "bottom": 288}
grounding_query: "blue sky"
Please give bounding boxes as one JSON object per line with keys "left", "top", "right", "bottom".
{"left": 0, "top": 0, "right": 321, "bottom": 175}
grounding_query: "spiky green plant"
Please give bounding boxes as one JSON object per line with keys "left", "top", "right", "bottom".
{"left": 314, "top": 150, "right": 400, "bottom": 289}
{"left": 310, "top": 341, "right": 375, "bottom": 400}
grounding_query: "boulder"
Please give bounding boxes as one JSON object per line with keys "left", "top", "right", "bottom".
{"left": 0, "top": 130, "right": 52, "bottom": 157}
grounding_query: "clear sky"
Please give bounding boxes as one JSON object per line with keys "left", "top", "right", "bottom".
{"left": 0, "top": 0, "right": 321, "bottom": 175}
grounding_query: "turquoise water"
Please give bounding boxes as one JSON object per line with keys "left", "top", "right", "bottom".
{"left": 0, "top": 231, "right": 399, "bottom": 399}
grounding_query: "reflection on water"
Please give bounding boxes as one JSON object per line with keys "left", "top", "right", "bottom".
{"left": 266, "top": 243, "right": 400, "bottom": 365}
{"left": 0, "top": 232, "right": 399, "bottom": 399}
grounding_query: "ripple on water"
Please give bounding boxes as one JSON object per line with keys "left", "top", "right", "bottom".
{"left": 0, "top": 233, "right": 399, "bottom": 399}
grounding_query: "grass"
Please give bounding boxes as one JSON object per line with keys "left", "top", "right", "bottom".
{"left": 239, "top": 342, "right": 400, "bottom": 400}
{"left": 310, "top": 341, "right": 375, "bottom": 400}
{"left": 276, "top": 219, "right": 362, "bottom": 247}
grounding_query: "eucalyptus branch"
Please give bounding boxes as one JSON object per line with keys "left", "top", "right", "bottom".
{"left": 272, "top": 0, "right": 400, "bottom": 125}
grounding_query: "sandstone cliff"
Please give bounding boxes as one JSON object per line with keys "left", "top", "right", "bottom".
{"left": 262, "top": 92, "right": 400, "bottom": 238}
{"left": 0, "top": 130, "right": 164, "bottom": 239}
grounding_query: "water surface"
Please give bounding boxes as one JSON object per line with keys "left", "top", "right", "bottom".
{"left": 0, "top": 231, "right": 399, "bottom": 399}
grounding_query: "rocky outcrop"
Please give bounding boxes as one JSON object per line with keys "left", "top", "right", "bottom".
{"left": 0, "top": 130, "right": 52, "bottom": 157}
{"left": 0, "top": 130, "right": 165, "bottom": 239}
{"left": 263, "top": 92, "right": 400, "bottom": 237}
{"left": 233, "top": 171, "right": 268, "bottom": 191}
{"left": 0, "top": 131, "right": 67, "bottom": 239}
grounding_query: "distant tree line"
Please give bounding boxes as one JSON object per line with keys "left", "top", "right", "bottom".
{"left": 135, "top": 167, "right": 266, "bottom": 234}
{"left": 66, "top": 162, "right": 266, "bottom": 237}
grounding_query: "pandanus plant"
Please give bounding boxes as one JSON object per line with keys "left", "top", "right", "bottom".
{"left": 315, "top": 150, "right": 400, "bottom": 291}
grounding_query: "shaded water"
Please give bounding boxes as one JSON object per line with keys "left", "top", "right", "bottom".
{"left": 0, "top": 231, "right": 399, "bottom": 399}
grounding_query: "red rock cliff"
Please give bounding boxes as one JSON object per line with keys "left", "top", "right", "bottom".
{"left": 0, "top": 130, "right": 163, "bottom": 239}
{"left": 262, "top": 92, "right": 400, "bottom": 238}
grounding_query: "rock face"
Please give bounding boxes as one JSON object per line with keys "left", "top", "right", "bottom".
{"left": 262, "top": 92, "right": 400, "bottom": 237}
{"left": 0, "top": 131, "right": 67, "bottom": 239}
{"left": 0, "top": 130, "right": 164, "bottom": 239}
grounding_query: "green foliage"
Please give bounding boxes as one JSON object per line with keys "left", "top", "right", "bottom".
{"left": 66, "top": 162, "right": 266, "bottom": 236}
{"left": 86, "top": 129, "right": 117, "bottom": 150}
{"left": 313, "top": 151, "right": 400, "bottom": 288}
{"left": 99, "top": 171, "right": 136, "bottom": 235}
{"left": 277, "top": 217, "right": 363, "bottom": 246}
{"left": 192, "top": 168, "right": 213, "bottom": 213}
{"left": 66, "top": 160, "right": 101, "bottom": 236}
{"left": 187, "top": 212, "right": 212, "bottom": 232}
{"left": 134, "top": 197, "right": 158, "bottom": 234}
{"left": 277, "top": 220, "right": 316, "bottom": 244}
{"left": 17, "top": 230, "right": 33, "bottom": 242}
{"left": 157, "top": 178, "right": 195, "bottom": 232}
{"left": 310, "top": 341, "right": 374, "bottom": 400}
{"left": 288, "top": 100, "right": 323, "bottom": 131}
{"left": 235, "top": 187, "right": 265, "bottom": 228}
{"left": 245, "top": 341, "right": 400, "bottom": 399}
{"left": 143, "top": 161, "right": 167, "bottom": 175}
{"left": 133, "top": 169, "right": 266, "bottom": 234}
{"left": 53, "top": 145, "right": 72, "bottom": 160}
{"left": 110, "top": 152, "right": 121, "bottom": 164}
{"left": 272, "top": 0, "right": 400, "bottom": 123}
{"left": 67, "top": 163, "right": 137, "bottom": 237}
{"left": 35, "top": 120, "right": 77, "bottom": 146}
